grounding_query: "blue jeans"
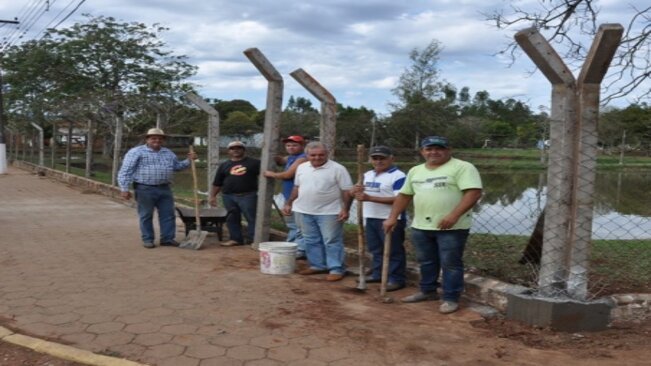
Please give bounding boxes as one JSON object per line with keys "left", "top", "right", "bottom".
{"left": 295, "top": 213, "right": 345, "bottom": 275}
{"left": 285, "top": 213, "right": 305, "bottom": 253}
{"left": 411, "top": 228, "right": 469, "bottom": 302}
{"left": 366, "top": 218, "right": 406, "bottom": 285}
{"left": 135, "top": 184, "right": 176, "bottom": 244}
{"left": 222, "top": 192, "right": 257, "bottom": 244}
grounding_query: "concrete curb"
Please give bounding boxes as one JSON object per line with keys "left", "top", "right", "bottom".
{"left": 0, "top": 326, "right": 147, "bottom": 366}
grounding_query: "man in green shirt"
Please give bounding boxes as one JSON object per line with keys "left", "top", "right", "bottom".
{"left": 383, "top": 136, "right": 482, "bottom": 314}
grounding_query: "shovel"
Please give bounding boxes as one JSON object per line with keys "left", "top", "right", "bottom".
{"left": 355, "top": 144, "right": 367, "bottom": 291}
{"left": 378, "top": 233, "right": 394, "bottom": 303}
{"left": 179, "top": 145, "right": 208, "bottom": 250}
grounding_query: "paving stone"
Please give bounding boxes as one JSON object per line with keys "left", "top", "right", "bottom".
{"left": 79, "top": 313, "right": 116, "bottom": 324}
{"left": 156, "top": 355, "right": 200, "bottom": 366}
{"left": 124, "top": 322, "right": 161, "bottom": 334}
{"left": 104, "top": 343, "right": 147, "bottom": 359}
{"left": 267, "top": 345, "right": 308, "bottom": 362}
{"left": 308, "top": 346, "right": 350, "bottom": 362}
{"left": 209, "top": 334, "right": 249, "bottom": 347}
{"left": 185, "top": 344, "right": 227, "bottom": 359}
{"left": 172, "top": 333, "right": 210, "bottom": 346}
{"left": 93, "top": 331, "right": 135, "bottom": 348}
{"left": 143, "top": 343, "right": 186, "bottom": 358}
{"left": 133, "top": 332, "right": 174, "bottom": 346}
{"left": 250, "top": 335, "right": 289, "bottom": 349}
{"left": 245, "top": 359, "right": 283, "bottom": 366}
{"left": 86, "top": 321, "right": 125, "bottom": 334}
{"left": 43, "top": 312, "right": 81, "bottom": 325}
{"left": 226, "top": 345, "right": 266, "bottom": 361}
{"left": 290, "top": 334, "right": 327, "bottom": 349}
{"left": 286, "top": 360, "right": 327, "bottom": 366}
{"left": 161, "top": 323, "right": 199, "bottom": 335}
{"left": 199, "top": 356, "right": 243, "bottom": 366}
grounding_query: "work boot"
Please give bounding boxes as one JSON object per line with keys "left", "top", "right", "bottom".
{"left": 385, "top": 282, "right": 406, "bottom": 292}
{"left": 325, "top": 273, "right": 344, "bottom": 282}
{"left": 160, "top": 240, "right": 180, "bottom": 247}
{"left": 356, "top": 276, "right": 381, "bottom": 284}
{"left": 143, "top": 242, "right": 155, "bottom": 249}
{"left": 221, "top": 240, "right": 242, "bottom": 247}
{"left": 298, "top": 268, "right": 328, "bottom": 275}
{"left": 439, "top": 301, "right": 459, "bottom": 314}
{"left": 401, "top": 291, "right": 439, "bottom": 303}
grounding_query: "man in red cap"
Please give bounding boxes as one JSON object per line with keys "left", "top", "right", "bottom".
{"left": 264, "top": 135, "right": 307, "bottom": 258}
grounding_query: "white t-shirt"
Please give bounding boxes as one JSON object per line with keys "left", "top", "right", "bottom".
{"left": 362, "top": 166, "right": 406, "bottom": 219}
{"left": 293, "top": 160, "right": 354, "bottom": 215}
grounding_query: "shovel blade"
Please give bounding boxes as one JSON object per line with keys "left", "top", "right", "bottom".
{"left": 179, "top": 230, "right": 208, "bottom": 250}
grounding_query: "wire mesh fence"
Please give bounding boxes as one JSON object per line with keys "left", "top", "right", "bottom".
{"left": 6, "top": 135, "right": 651, "bottom": 298}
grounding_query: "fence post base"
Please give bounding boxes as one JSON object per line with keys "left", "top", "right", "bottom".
{"left": 506, "top": 292, "right": 613, "bottom": 332}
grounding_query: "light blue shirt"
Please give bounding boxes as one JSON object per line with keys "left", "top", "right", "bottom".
{"left": 117, "top": 144, "right": 190, "bottom": 192}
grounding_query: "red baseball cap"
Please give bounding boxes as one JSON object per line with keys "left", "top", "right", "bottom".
{"left": 282, "top": 135, "right": 305, "bottom": 144}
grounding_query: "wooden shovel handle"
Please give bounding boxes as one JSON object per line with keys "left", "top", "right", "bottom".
{"left": 189, "top": 145, "right": 201, "bottom": 231}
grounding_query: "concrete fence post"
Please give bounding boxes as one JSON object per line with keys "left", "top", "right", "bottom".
{"left": 568, "top": 24, "right": 623, "bottom": 299}
{"left": 515, "top": 24, "right": 623, "bottom": 299}
{"left": 289, "top": 68, "right": 337, "bottom": 157}
{"left": 185, "top": 92, "right": 220, "bottom": 193}
{"left": 244, "top": 48, "right": 283, "bottom": 248}
{"left": 111, "top": 114, "right": 124, "bottom": 186}
{"left": 30, "top": 123, "right": 44, "bottom": 166}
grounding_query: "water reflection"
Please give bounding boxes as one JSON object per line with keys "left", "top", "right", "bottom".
{"left": 182, "top": 169, "right": 651, "bottom": 240}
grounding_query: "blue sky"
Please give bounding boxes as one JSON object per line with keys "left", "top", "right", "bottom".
{"left": 0, "top": 0, "right": 647, "bottom": 115}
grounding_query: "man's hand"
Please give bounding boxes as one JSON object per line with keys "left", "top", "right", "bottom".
{"left": 437, "top": 214, "right": 460, "bottom": 230}
{"left": 337, "top": 209, "right": 349, "bottom": 222}
{"left": 383, "top": 217, "right": 397, "bottom": 234}
{"left": 208, "top": 196, "right": 217, "bottom": 207}
{"left": 352, "top": 184, "right": 366, "bottom": 201}
{"left": 120, "top": 191, "right": 132, "bottom": 200}
{"left": 282, "top": 203, "right": 292, "bottom": 216}
{"left": 188, "top": 151, "right": 198, "bottom": 160}
{"left": 263, "top": 170, "right": 276, "bottom": 179}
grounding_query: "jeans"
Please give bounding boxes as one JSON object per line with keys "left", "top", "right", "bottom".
{"left": 295, "top": 212, "right": 345, "bottom": 275}
{"left": 365, "top": 218, "right": 407, "bottom": 285}
{"left": 135, "top": 184, "right": 176, "bottom": 244}
{"left": 411, "top": 228, "right": 469, "bottom": 302}
{"left": 285, "top": 213, "right": 305, "bottom": 253}
{"left": 222, "top": 192, "right": 257, "bottom": 244}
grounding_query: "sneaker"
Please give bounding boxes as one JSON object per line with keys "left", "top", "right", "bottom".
{"left": 298, "top": 268, "right": 328, "bottom": 275}
{"left": 385, "top": 283, "right": 406, "bottom": 292}
{"left": 401, "top": 291, "right": 439, "bottom": 303}
{"left": 143, "top": 242, "right": 155, "bottom": 249}
{"left": 160, "top": 240, "right": 180, "bottom": 247}
{"left": 439, "top": 301, "right": 459, "bottom": 314}
{"left": 325, "top": 273, "right": 344, "bottom": 282}
{"left": 220, "top": 240, "right": 242, "bottom": 247}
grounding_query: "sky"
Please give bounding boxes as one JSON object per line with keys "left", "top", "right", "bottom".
{"left": 0, "top": 0, "right": 647, "bottom": 116}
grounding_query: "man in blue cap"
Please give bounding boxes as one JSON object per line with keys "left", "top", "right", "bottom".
{"left": 384, "top": 136, "right": 482, "bottom": 314}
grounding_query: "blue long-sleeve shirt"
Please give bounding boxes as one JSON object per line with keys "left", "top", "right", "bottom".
{"left": 117, "top": 144, "right": 190, "bottom": 192}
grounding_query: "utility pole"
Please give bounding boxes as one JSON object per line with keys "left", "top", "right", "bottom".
{"left": 0, "top": 18, "right": 20, "bottom": 174}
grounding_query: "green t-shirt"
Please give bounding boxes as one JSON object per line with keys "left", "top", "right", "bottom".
{"left": 400, "top": 158, "right": 482, "bottom": 230}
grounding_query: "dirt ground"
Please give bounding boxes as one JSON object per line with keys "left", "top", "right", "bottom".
{"left": 0, "top": 340, "right": 85, "bottom": 366}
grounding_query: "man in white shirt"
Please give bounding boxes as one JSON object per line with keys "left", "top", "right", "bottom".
{"left": 283, "top": 142, "right": 354, "bottom": 281}
{"left": 352, "top": 146, "right": 407, "bottom": 291}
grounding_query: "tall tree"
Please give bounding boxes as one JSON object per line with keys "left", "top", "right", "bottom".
{"left": 486, "top": 0, "right": 651, "bottom": 104}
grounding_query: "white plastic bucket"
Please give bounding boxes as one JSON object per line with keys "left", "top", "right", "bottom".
{"left": 259, "top": 241, "right": 298, "bottom": 275}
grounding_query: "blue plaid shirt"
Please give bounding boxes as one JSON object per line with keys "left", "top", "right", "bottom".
{"left": 117, "top": 144, "right": 190, "bottom": 192}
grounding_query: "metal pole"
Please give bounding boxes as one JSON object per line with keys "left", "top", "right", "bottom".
{"left": 244, "top": 48, "right": 283, "bottom": 248}
{"left": 289, "top": 68, "right": 337, "bottom": 157}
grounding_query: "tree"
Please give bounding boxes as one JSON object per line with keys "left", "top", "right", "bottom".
{"left": 388, "top": 40, "right": 457, "bottom": 148}
{"left": 280, "top": 96, "right": 319, "bottom": 139}
{"left": 486, "top": 0, "right": 651, "bottom": 104}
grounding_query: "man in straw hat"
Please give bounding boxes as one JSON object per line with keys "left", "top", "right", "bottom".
{"left": 118, "top": 128, "right": 197, "bottom": 249}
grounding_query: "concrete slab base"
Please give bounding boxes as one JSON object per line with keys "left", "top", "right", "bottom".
{"left": 506, "top": 292, "right": 614, "bottom": 332}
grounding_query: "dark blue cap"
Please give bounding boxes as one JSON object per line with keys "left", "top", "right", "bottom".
{"left": 369, "top": 145, "right": 392, "bottom": 157}
{"left": 420, "top": 136, "right": 449, "bottom": 148}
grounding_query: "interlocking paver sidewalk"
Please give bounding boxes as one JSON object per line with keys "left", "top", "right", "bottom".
{"left": 1, "top": 167, "right": 649, "bottom": 366}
